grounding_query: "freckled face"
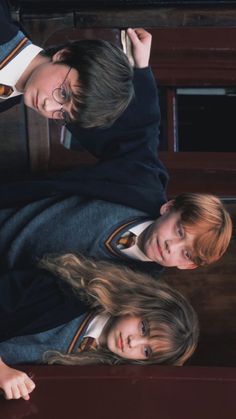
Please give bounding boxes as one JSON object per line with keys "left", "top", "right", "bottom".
{"left": 23, "top": 60, "right": 78, "bottom": 120}
{"left": 102, "top": 315, "right": 152, "bottom": 361}
{"left": 138, "top": 205, "right": 196, "bottom": 270}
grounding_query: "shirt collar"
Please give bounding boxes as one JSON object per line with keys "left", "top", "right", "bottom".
{"left": 121, "top": 220, "right": 154, "bottom": 262}
{"left": 0, "top": 44, "right": 43, "bottom": 98}
{"left": 84, "top": 313, "right": 110, "bottom": 343}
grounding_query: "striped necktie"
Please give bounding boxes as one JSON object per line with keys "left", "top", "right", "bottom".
{"left": 0, "top": 83, "right": 13, "bottom": 97}
{"left": 117, "top": 231, "right": 136, "bottom": 250}
{"left": 77, "top": 336, "right": 97, "bottom": 352}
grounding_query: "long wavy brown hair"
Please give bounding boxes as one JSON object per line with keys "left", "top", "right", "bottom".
{"left": 41, "top": 254, "right": 199, "bottom": 366}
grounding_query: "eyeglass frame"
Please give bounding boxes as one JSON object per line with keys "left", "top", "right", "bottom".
{"left": 51, "top": 66, "right": 72, "bottom": 125}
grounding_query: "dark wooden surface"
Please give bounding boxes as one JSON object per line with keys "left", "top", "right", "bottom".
{"left": 0, "top": 364, "right": 236, "bottom": 419}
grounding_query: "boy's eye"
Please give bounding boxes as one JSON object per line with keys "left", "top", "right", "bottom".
{"left": 59, "top": 86, "right": 69, "bottom": 103}
{"left": 184, "top": 250, "right": 191, "bottom": 261}
{"left": 177, "top": 224, "right": 184, "bottom": 238}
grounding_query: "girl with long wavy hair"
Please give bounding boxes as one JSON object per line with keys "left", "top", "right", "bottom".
{"left": 0, "top": 254, "right": 199, "bottom": 401}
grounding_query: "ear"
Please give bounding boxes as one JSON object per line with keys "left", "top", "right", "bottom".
{"left": 177, "top": 263, "right": 197, "bottom": 270}
{"left": 52, "top": 49, "right": 67, "bottom": 62}
{"left": 160, "top": 200, "right": 174, "bottom": 215}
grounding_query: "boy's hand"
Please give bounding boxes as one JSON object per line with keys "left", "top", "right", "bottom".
{"left": 0, "top": 359, "right": 35, "bottom": 400}
{"left": 126, "top": 28, "right": 152, "bottom": 68}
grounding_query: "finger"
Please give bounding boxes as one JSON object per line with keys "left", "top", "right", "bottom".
{"left": 133, "top": 28, "right": 152, "bottom": 43}
{"left": 133, "top": 28, "right": 148, "bottom": 37}
{"left": 18, "top": 382, "right": 31, "bottom": 400}
{"left": 3, "top": 385, "right": 13, "bottom": 400}
{"left": 12, "top": 384, "right": 21, "bottom": 400}
{"left": 126, "top": 28, "right": 140, "bottom": 47}
{"left": 25, "top": 377, "right": 36, "bottom": 394}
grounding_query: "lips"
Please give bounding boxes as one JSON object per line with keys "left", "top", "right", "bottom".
{"left": 117, "top": 333, "right": 124, "bottom": 351}
{"left": 34, "top": 92, "right": 38, "bottom": 110}
{"left": 156, "top": 241, "right": 164, "bottom": 261}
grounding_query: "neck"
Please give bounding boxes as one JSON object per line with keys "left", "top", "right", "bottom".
{"left": 137, "top": 224, "right": 151, "bottom": 252}
{"left": 98, "top": 317, "right": 114, "bottom": 348}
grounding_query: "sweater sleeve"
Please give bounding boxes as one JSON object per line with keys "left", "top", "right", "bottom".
{"left": 0, "top": 268, "right": 88, "bottom": 342}
{"left": 67, "top": 67, "right": 160, "bottom": 159}
{"left": 0, "top": 0, "right": 19, "bottom": 44}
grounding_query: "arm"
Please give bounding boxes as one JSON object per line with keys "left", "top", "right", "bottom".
{"left": 0, "top": 27, "right": 167, "bottom": 215}
{"left": 0, "top": 358, "right": 35, "bottom": 400}
{"left": 0, "top": 269, "right": 88, "bottom": 341}
{"left": 67, "top": 29, "right": 158, "bottom": 159}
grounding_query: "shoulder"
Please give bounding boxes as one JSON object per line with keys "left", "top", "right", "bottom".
{"left": 0, "top": 1, "right": 19, "bottom": 43}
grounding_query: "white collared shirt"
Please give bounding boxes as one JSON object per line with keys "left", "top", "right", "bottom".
{"left": 84, "top": 313, "right": 110, "bottom": 344}
{"left": 0, "top": 44, "right": 43, "bottom": 99}
{"left": 121, "top": 220, "right": 154, "bottom": 262}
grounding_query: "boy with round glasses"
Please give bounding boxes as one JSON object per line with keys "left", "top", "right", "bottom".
{"left": 0, "top": 29, "right": 232, "bottom": 275}
{"left": 0, "top": 0, "right": 134, "bottom": 127}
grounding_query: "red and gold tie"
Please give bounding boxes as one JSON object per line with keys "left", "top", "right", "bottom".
{"left": 0, "top": 84, "right": 13, "bottom": 97}
{"left": 77, "top": 336, "right": 97, "bottom": 352}
{"left": 117, "top": 231, "right": 136, "bottom": 249}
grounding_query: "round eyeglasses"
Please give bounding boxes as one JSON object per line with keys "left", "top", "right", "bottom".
{"left": 52, "top": 67, "right": 72, "bottom": 125}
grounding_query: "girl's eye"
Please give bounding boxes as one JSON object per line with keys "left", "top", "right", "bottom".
{"left": 144, "top": 345, "right": 151, "bottom": 359}
{"left": 140, "top": 320, "right": 147, "bottom": 336}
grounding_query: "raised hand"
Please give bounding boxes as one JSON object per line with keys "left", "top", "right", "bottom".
{"left": 126, "top": 28, "right": 152, "bottom": 68}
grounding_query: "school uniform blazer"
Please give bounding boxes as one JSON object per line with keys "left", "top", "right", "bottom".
{"left": 0, "top": 0, "right": 23, "bottom": 110}
{"left": 0, "top": 307, "right": 94, "bottom": 363}
{"left": 0, "top": 199, "right": 163, "bottom": 339}
{"left": 0, "top": 67, "right": 168, "bottom": 219}
{"left": 0, "top": 0, "right": 168, "bottom": 214}
{"left": 0, "top": 0, "right": 17, "bottom": 45}
{"left": 0, "top": 267, "right": 89, "bottom": 342}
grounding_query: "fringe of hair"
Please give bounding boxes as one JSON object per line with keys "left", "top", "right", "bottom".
{"left": 40, "top": 254, "right": 199, "bottom": 366}
{"left": 172, "top": 193, "right": 232, "bottom": 265}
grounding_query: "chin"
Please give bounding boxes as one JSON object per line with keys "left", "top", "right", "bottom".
{"left": 23, "top": 98, "right": 35, "bottom": 112}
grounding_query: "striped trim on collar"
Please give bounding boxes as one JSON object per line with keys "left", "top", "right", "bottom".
{"left": 104, "top": 217, "right": 147, "bottom": 258}
{"left": 66, "top": 311, "right": 96, "bottom": 354}
{"left": 0, "top": 36, "right": 29, "bottom": 69}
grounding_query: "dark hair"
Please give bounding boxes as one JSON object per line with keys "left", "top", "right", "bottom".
{"left": 43, "top": 39, "right": 134, "bottom": 128}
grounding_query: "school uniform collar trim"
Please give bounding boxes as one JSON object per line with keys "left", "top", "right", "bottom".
{"left": 104, "top": 217, "right": 151, "bottom": 260}
{"left": 0, "top": 44, "right": 43, "bottom": 99}
{"left": 84, "top": 313, "right": 110, "bottom": 343}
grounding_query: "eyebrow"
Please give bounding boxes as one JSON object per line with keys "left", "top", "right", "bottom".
{"left": 63, "top": 96, "right": 77, "bottom": 122}
{"left": 66, "top": 85, "right": 80, "bottom": 122}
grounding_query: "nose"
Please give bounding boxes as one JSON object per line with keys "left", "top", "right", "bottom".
{"left": 128, "top": 335, "right": 148, "bottom": 348}
{"left": 43, "top": 97, "right": 62, "bottom": 113}
{"left": 165, "top": 238, "right": 182, "bottom": 254}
